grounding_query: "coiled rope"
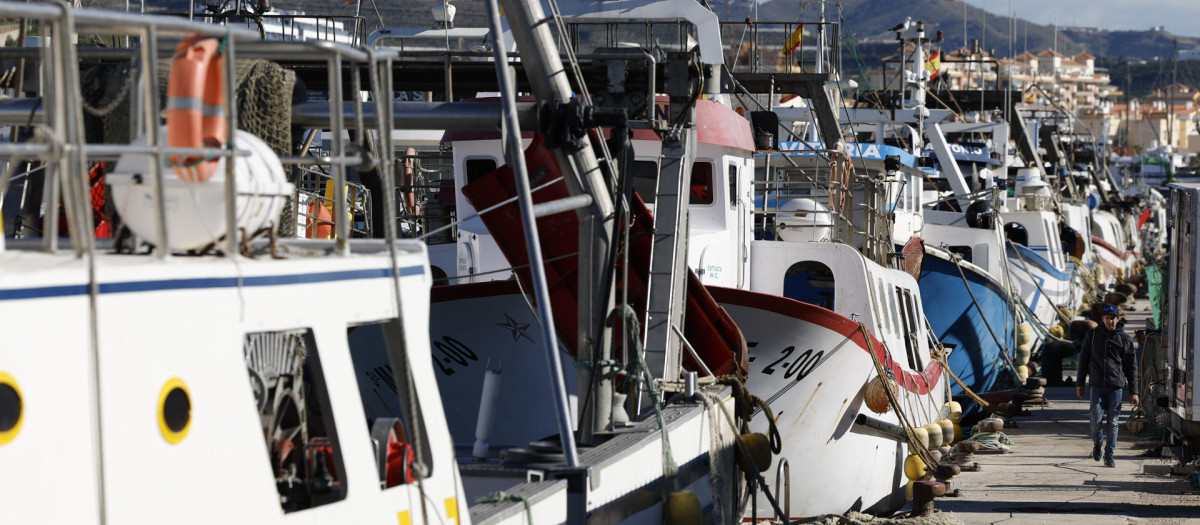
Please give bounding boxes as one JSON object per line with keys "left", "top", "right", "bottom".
{"left": 716, "top": 375, "right": 783, "bottom": 455}
{"left": 476, "top": 492, "right": 531, "bottom": 525}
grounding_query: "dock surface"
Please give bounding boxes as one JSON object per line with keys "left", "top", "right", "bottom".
{"left": 934, "top": 299, "right": 1200, "bottom": 524}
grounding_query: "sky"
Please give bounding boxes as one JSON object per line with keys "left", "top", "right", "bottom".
{"left": 963, "top": 0, "right": 1200, "bottom": 38}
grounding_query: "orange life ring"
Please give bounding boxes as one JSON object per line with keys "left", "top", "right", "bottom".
{"left": 165, "top": 35, "right": 227, "bottom": 183}
{"left": 305, "top": 200, "right": 333, "bottom": 239}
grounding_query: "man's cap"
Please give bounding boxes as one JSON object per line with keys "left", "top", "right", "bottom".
{"left": 1101, "top": 303, "right": 1119, "bottom": 317}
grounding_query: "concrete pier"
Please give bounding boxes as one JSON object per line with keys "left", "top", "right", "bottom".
{"left": 934, "top": 387, "right": 1200, "bottom": 524}
{"left": 931, "top": 299, "right": 1200, "bottom": 524}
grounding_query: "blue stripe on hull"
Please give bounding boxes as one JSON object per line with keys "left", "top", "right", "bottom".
{"left": 920, "top": 255, "right": 1016, "bottom": 420}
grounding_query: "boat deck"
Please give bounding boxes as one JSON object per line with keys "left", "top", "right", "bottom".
{"left": 929, "top": 298, "right": 1200, "bottom": 525}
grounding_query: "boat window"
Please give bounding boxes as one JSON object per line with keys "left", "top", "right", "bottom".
{"left": 630, "top": 160, "right": 660, "bottom": 204}
{"left": 465, "top": 157, "right": 498, "bottom": 184}
{"left": 896, "top": 287, "right": 918, "bottom": 371}
{"left": 1004, "top": 222, "right": 1028, "bottom": 246}
{"left": 887, "top": 285, "right": 902, "bottom": 338}
{"left": 909, "top": 174, "right": 919, "bottom": 210}
{"left": 430, "top": 265, "right": 449, "bottom": 287}
{"left": 903, "top": 288, "right": 925, "bottom": 371}
{"left": 244, "top": 328, "right": 349, "bottom": 511}
{"left": 874, "top": 280, "right": 889, "bottom": 334}
{"left": 783, "top": 260, "right": 835, "bottom": 310}
{"left": 1044, "top": 218, "right": 1062, "bottom": 267}
{"left": 346, "top": 320, "right": 437, "bottom": 488}
{"left": 947, "top": 245, "right": 974, "bottom": 264}
{"left": 690, "top": 161, "right": 715, "bottom": 205}
{"left": 728, "top": 162, "right": 739, "bottom": 209}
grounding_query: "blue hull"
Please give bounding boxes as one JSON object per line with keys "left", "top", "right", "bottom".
{"left": 919, "top": 254, "right": 1016, "bottom": 420}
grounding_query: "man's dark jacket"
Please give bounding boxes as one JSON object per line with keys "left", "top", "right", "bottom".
{"left": 1078, "top": 324, "right": 1138, "bottom": 392}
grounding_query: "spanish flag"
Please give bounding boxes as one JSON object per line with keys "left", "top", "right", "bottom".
{"left": 924, "top": 50, "right": 941, "bottom": 80}
{"left": 784, "top": 25, "right": 803, "bottom": 54}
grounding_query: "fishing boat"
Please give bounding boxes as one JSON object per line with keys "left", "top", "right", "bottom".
{"left": 912, "top": 118, "right": 1024, "bottom": 416}
{"left": 1, "top": 4, "right": 465, "bottom": 523}
{"left": 353, "top": 0, "right": 757, "bottom": 522}
{"left": 724, "top": 138, "right": 948, "bottom": 517}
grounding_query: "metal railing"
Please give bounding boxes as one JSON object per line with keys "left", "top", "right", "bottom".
{"left": 195, "top": 13, "right": 365, "bottom": 47}
{"left": 754, "top": 150, "right": 893, "bottom": 265}
{"left": 0, "top": 2, "right": 387, "bottom": 257}
{"left": 719, "top": 21, "right": 840, "bottom": 75}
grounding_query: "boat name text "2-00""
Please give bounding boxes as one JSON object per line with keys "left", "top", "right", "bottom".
{"left": 759, "top": 345, "right": 825, "bottom": 382}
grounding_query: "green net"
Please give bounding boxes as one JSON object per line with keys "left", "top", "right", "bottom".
{"left": 841, "top": 34, "right": 876, "bottom": 92}
{"left": 1147, "top": 262, "right": 1164, "bottom": 329}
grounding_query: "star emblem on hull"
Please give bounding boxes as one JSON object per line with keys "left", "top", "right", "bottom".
{"left": 497, "top": 313, "right": 533, "bottom": 343}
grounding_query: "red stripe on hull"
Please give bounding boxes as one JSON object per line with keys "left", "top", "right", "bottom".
{"left": 707, "top": 285, "right": 943, "bottom": 395}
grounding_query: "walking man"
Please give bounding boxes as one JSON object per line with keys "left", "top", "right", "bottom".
{"left": 1075, "top": 303, "right": 1139, "bottom": 467}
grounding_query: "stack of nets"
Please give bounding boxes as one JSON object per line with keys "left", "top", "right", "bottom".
{"left": 84, "top": 58, "right": 295, "bottom": 155}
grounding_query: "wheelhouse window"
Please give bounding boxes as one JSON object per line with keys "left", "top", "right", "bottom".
{"left": 465, "top": 157, "right": 498, "bottom": 184}
{"left": 244, "top": 329, "right": 348, "bottom": 512}
{"left": 728, "top": 162, "right": 739, "bottom": 209}
{"left": 347, "top": 320, "right": 435, "bottom": 488}
{"left": 690, "top": 161, "right": 714, "bottom": 205}
{"left": 783, "top": 261, "right": 835, "bottom": 310}
{"left": 1004, "top": 222, "right": 1028, "bottom": 246}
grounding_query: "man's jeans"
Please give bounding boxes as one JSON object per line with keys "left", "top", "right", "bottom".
{"left": 1089, "top": 386, "right": 1123, "bottom": 461}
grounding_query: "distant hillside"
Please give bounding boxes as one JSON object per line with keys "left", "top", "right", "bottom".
{"left": 84, "top": 0, "right": 484, "bottom": 29}
{"left": 82, "top": 0, "right": 1200, "bottom": 97}
{"left": 736, "top": 0, "right": 1199, "bottom": 62}
{"left": 1107, "top": 59, "right": 1200, "bottom": 99}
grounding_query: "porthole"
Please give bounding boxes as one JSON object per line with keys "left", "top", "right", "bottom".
{"left": 0, "top": 372, "right": 23, "bottom": 445}
{"left": 158, "top": 378, "right": 191, "bottom": 444}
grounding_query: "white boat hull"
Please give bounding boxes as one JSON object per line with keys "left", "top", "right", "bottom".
{"left": 712, "top": 287, "right": 945, "bottom": 518}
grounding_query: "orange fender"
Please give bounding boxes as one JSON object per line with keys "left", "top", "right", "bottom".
{"left": 166, "top": 35, "right": 227, "bottom": 183}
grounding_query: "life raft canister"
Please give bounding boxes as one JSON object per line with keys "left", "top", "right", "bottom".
{"left": 165, "top": 35, "right": 227, "bottom": 183}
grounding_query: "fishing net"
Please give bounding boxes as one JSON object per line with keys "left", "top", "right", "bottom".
{"left": 81, "top": 61, "right": 135, "bottom": 144}
{"left": 1146, "top": 262, "right": 1164, "bottom": 329}
{"left": 83, "top": 57, "right": 294, "bottom": 156}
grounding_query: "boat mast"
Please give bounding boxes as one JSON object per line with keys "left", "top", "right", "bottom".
{"left": 816, "top": 1, "right": 825, "bottom": 75}
{"left": 498, "top": 0, "right": 618, "bottom": 441}
{"left": 1170, "top": 39, "right": 1177, "bottom": 153}
{"left": 484, "top": 0, "right": 582, "bottom": 466}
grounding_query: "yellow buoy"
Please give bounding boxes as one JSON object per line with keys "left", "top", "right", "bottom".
{"left": 946, "top": 401, "right": 963, "bottom": 423}
{"left": 1049, "top": 325, "right": 1065, "bottom": 339}
{"left": 737, "top": 433, "right": 772, "bottom": 473}
{"left": 952, "top": 422, "right": 963, "bottom": 444}
{"left": 923, "top": 423, "right": 944, "bottom": 448}
{"left": 864, "top": 376, "right": 896, "bottom": 414}
{"left": 904, "top": 454, "right": 929, "bottom": 480}
{"left": 909, "top": 426, "right": 930, "bottom": 450}
{"left": 663, "top": 490, "right": 702, "bottom": 525}
{"left": 905, "top": 479, "right": 915, "bottom": 501}
{"left": 937, "top": 419, "right": 955, "bottom": 445}
{"left": 1015, "top": 347, "right": 1031, "bottom": 366}
{"left": 1016, "top": 323, "right": 1033, "bottom": 346}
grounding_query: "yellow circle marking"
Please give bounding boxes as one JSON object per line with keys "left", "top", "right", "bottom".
{"left": 0, "top": 371, "right": 23, "bottom": 445}
{"left": 158, "top": 377, "right": 191, "bottom": 444}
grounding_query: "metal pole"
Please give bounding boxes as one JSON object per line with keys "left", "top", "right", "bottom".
{"left": 141, "top": 26, "right": 168, "bottom": 258}
{"left": 484, "top": 0, "right": 579, "bottom": 467}
{"left": 223, "top": 25, "right": 240, "bottom": 257}
{"left": 329, "top": 52, "right": 349, "bottom": 254}
{"left": 499, "top": 0, "right": 616, "bottom": 442}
